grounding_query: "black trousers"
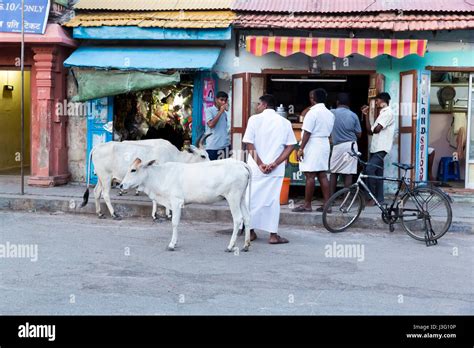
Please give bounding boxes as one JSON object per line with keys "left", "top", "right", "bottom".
{"left": 366, "top": 151, "right": 387, "bottom": 203}
{"left": 206, "top": 145, "right": 232, "bottom": 161}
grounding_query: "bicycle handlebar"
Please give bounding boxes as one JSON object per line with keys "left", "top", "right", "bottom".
{"left": 349, "top": 142, "right": 384, "bottom": 171}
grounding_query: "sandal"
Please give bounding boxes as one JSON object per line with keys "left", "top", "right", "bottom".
{"left": 292, "top": 205, "right": 312, "bottom": 212}
{"left": 269, "top": 235, "right": 289, "bottom": 244}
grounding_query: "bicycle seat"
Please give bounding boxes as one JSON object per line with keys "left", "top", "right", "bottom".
{"left": 392, "top": 162, "right": 414, "bottom": 170}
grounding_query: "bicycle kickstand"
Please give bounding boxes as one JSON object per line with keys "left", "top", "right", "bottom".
{"left": 424, "top": 228, "right": 438, "bottom": 247}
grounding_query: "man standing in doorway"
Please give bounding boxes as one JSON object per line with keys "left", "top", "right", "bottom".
{"left": 293, "top": 88, "right": 335, "bottom": 213}
{"left": 361, "top": 92, "right": 395, "bottom": 205}
{"left": 329, "top": 93, "right": 362, "bottom": 195}
{"left": 205, "top": 91, "right": 231, "bottom": 160}
{"left": 243, "top": 94, "right": 296, "bottom": 244}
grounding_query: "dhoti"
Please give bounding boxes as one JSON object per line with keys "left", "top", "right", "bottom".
{"left": 299, "top": 137, "right": 330, "bottom": 172}
{"left": 246, "top": 175, "right": 283, "bottom": 233}
{"left": 330, "top": 141, "right": 358, "bottom": 174}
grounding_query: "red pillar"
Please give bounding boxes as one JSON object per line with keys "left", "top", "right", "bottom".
{"left": 27, "top": 45, "right": 70, "bottom": 186}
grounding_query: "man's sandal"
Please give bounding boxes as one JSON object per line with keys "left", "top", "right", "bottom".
{"left": 269, "top": 235, "right": 289, "bottom": 244}
{"left": 291, "top": 205, "right": 312, "bottom": 212}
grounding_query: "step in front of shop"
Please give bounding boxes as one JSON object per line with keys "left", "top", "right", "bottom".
{"left": 0, "top": 193, "right": 472, "bottom": 235}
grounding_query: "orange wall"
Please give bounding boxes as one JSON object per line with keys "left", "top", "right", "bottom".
{"left": 0, "top": 71, "right": 31, "bottom": 171}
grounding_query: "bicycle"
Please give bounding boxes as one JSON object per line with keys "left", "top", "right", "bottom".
{"left": 322, "top": 143, "right": 453, "bottom": 246}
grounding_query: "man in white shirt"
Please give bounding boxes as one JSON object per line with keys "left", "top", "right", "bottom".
{"left": 361, "top": 92, "right": 395, "bottom": 205}
{"left": 293, "top": 88, "right": 335, "bottom": 212}
{"left": 243, "top": 94, "right": 297, "bottom": 244}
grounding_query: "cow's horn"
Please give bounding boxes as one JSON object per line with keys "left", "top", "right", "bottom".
{"left": 198, "top": 133, "right": 211, "bottom": 149}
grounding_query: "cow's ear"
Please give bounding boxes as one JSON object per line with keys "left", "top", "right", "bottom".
{"left": 145, "top": 160, "right": 156, "bottom": 167}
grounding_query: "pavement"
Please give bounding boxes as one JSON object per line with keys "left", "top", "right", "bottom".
{"left": 0, "top": 175, "right": 473, "bottom": 234}
{"left": 0, "top": 210, "right": 472, "bottom": 315}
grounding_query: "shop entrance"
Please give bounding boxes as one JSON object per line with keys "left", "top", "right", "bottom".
{"left": 113, "top": 74, "right": 195, "bottom": 149}
{"left": 85, "top": 71, "right": 217, "bottom": 184}
{"left": 266, "top": 73, "right": 371, "bottom": 161}
{"left": 0, "top": 70, "right": 31, "bottom": 175}
{"left": 428, "top": 70, "right": 472, "bottom": 189}
{"left": 231, "top": 71, "right": 380, "bottom": 187}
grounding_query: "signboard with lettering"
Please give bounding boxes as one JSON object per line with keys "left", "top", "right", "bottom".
{"left": 415, "top": 70, "right": 431, "bottom": 182}
{"left": 0, "top": 0, "right": 50, "bottom": 34}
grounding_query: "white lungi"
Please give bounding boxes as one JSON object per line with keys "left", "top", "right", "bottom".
{"left": 246, "top": 175, "right": 283, "bottom": 233}
{"left": 299, "top": 137, "right": 330, "bottom": 172}
{"left": 330, "top": 141, "right": 358, "bottom": 174}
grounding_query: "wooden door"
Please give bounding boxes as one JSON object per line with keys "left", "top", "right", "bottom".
{"left": 230, "top": 73, "right": 266, "bottom": 160}
{"left": 399, "top": 70, "right": 418, "bottom": 181}
{"left": 86, "top": 97, "right": 113, "bottom": 184}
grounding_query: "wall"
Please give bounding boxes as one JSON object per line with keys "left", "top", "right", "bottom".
{"left": 66, "top": 70, "right": 87, "bottom": 182}
{"left": 0, "top": 70, "right": 31, "bottom": 171}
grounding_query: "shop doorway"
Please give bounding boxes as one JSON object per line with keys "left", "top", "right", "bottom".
{"left": 231, "top": 71, "right": 380, "bottom": 187}
{"left": 265, "top": 73, "right": 371, "bottom": 160}
{"left": 113, "top": 74, "right": 195, "bottom": 149}
{"left": 428, "top": 70, "right": 472, "bottom": 189}
{"left": 0, "top": 70, "right": 31, "bottom": 175}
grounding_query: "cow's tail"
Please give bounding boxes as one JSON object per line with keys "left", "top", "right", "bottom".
{"left": 80, "top": 147, "right": 95, "bottom": 208}
{"left": 242, "top": 162, "right": 252, "bottom": 221}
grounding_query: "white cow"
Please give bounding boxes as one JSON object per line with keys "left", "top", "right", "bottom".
{"left": 81, "top": 137, "right": 210, "bottom": 220}
{"left": 119, "top": 158, "right": 252, "bottom": 252}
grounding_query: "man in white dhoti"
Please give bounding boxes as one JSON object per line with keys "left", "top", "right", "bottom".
{"left": 243, "top": 94, "right": 296, "bottom": 244}
{"left": 329, "top": 93, "right": 362, "bottom": 196}
{"left": 293, "top": 89, "right": 335, "bottom": 213}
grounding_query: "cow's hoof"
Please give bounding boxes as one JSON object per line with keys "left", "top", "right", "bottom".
{"left": 167, "top": 246, "right": 175, "bottom": 251}
{"left": 243, "top": 246, "right": 250, "bottom": 252}
{"left": 112, "top": 214, "right": 122, "bottom": 221}
{"left": 225, "top": 247, "right": 233, "bottom": 253}
{"left": 135, "top": 192, "right": 140, "bottom": 196}
{"left": 98, "top": 214, "right": 106, "bottom": 219}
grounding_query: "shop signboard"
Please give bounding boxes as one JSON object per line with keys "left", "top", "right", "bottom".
{"left": 415, "top": 71, "right": 431, "bottom": 182}
{"left": 0, "top": 0, "right": 50, "bottom": 34}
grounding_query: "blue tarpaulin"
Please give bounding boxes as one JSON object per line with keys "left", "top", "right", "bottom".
{"left": 64, "top": 46, "right": 222, "bottom": 71}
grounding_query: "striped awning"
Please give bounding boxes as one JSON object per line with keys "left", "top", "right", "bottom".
{"left": 246, "top": 36, "right": 427, "bottom": 59}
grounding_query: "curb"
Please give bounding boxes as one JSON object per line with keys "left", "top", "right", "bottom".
{"left": 0, "top": 194, "right": 472, "bottom": 235}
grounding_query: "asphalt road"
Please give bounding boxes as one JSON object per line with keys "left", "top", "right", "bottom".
{"left": 0, "top": 211, "right": 472, "bottom": 315}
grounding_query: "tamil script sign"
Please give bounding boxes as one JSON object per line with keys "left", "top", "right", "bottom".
{"left": 0, "top": 0, "right": 50, "bottom": 34}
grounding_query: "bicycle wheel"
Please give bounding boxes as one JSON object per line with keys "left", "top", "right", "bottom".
{"left": 323, "top": 186, "right": 364, "bottom": 233}
{"left": 400, "top": 187, "right": 452, "bottom": 241}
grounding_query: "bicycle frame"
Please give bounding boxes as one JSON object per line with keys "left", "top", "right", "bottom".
{"left": 345, "top": 142, "right": 435, "bottom": 224}
{"left": 352, "top": 170, "right": 427, "bottom": 220}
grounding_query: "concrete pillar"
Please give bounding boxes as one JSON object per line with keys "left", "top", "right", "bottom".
{"left": 27, "top": 45, "right": 70, "bottom": 186}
